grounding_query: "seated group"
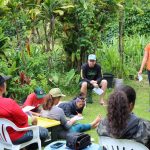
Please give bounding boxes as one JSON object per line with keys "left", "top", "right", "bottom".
{"left": 0, "top": 75, "right": 150, "bottom": 150}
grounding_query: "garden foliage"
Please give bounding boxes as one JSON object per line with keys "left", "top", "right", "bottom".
{"left": 0, "top": 0, "right": 150, "bottom": 100}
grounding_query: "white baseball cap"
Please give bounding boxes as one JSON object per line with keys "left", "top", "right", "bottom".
{"left": 88, "top": 54, "right": 96, "bottom": 60}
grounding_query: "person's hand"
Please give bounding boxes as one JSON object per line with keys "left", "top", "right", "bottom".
{"left": 77, "top": 113, "right": 82, "bottom": 117}
{"left": 90, "top": 80, "right": 97, "bottom": 84}
{"left": 76, "top": 111, "right": 82, "bottom": 116}
{"left": 67, "top": 117, "right": 76, "bottom": 125}
{"left": 138, "top": 70, "right": 142, "bottom": 75}
{"left": 31, "top": 116, "right": 38, "bottom": 125}
{"left": 93, "top": 83, "right": 99, "bottom": 88}
{"left": 33, "top": 112, "right": 41, "bottom": 117}
{"left": 90, "top": 80, "right": 98, "bottom": 88}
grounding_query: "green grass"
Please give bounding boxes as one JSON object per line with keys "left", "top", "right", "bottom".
{"left": 61, "top": 77, "right": 150, "bottom": 144}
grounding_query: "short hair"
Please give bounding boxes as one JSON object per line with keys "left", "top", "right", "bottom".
{"left": 119, "top": 85, "right": 136, "bottom": 105}
{"left": 0, "top": 75, "right": 10, "bottom": 87}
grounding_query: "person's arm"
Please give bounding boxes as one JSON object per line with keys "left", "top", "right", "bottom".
{"left": 81, "top": 65, "right": 91, "bottom": 83}
{"left": 30, "top": 111, "right": 40, "bottom": 116}
{"left": 59, "top": 110, "right": 76, "bottom": 129}
{"left": 28, "top": 116, "right": 37, "bottom": 125}
{"left": 23, "top": 94, "right": 40, "bottom": 116}
{"left": 139, "top": 50, "right": 148, "bottom": 74}
{"left": 11, "top": 100, "right": 28, "bottom": 126}
{"left": 58, "top": 103, "right": 74, "bottom": 118}
{"left": 67, "top": 117, "right": 76, "bottom": 126}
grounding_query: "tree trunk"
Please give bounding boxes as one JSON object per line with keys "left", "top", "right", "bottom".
{"left": 36, "top": 27, "right": 41, "bottom": 43}
{"left": 118, "top": 8, "right": 124, "bottom": 78}
{"left": 49, "top": 15, "right": 55, "bottom": 51}
{"left": 43, "top": 20, "right": 50, "bottom": 52}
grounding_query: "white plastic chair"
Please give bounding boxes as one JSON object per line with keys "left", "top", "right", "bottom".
{"left": 0, "top": 118, "right": 41, "bottom": 150}
{"left": 99, "top": 136, "right": 149, "bottom": 150}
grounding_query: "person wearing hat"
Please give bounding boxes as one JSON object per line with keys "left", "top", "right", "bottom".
{"left": 23, "top": 87, "right": 47, "bottom": 116}
{"left": 0, "top": 75, "right": 48, "bottom": 148}
{"left": 58, "top": 92, "right": 86, "bottom": 118}
{"left": 40, "top": 88, "right": 101, "bottom": 139}
{"left": 49, "top": 87, "right": 66, "bottom": 98}
{"left": 80, "top": 54, "right": 107, "bottom": 105}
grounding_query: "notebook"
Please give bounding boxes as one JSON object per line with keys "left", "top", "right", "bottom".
{"left": 22, "top": 106, "right": 35, "bottom": 112}
{"left": 93, "top": 87, "right": 104, "bottom": 95}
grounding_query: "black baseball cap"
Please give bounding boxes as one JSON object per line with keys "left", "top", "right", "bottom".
{"left": 0, "top": 75, "right": 11, "bottom": 86}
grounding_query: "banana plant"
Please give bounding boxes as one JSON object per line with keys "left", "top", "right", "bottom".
{"left": 49, "top": 69, "right": 78, "bottom": 89}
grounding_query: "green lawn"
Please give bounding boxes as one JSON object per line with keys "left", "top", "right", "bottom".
{"left": 62, "top": 76, "right": 150, "bottom": 144}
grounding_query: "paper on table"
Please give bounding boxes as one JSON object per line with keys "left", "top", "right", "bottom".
{"left": 22, "top": 106, "right": 35, "bottom": 112}
{"left": 73, "top": 115, "right": 84, "bottom": 121}
{"left": 93, "top": 87, "right": 104, "bottom": 95}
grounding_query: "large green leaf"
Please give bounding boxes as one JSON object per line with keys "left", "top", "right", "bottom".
{"left": 53, "top": 10, "right": 64, "bottom": 16}
{"left": 64, "top": 69, "right": 75, "bottom": 86}
{"left": 60, "top": 5, "right": 74, "bottom": 9}
{"left": 0, "top": 0, "right": 10, "bottom": 6}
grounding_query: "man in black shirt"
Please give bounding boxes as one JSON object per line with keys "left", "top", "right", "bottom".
{"left": 80, "top": 54, "right": 107, "bottom": 105}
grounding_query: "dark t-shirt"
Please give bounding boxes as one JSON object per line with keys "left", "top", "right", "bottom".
{"left": 58, "top": 99, "right": 84, "bottom": 118}
{"left": 81, "top": 63, "right": 102, "bottom": 84}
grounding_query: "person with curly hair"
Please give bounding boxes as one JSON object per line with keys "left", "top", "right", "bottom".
{"left": 97, "top": 91, "right": 130, "bottom": 138}
{"left": 97, "top": 85, "right": 150, "bottom": 149}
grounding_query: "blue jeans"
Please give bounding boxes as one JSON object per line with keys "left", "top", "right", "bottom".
{"left": 70, "top": 123, "right": 91, "bottom": 132}
{"left": 13, "top": 126, "right": 48, "bottom": 145}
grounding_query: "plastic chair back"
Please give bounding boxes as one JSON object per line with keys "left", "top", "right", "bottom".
{"left": 99, "top": 136, "right": 149, "bottom": 150}
{"left": 0, "top": 118, "right": 41, "bottom": 150}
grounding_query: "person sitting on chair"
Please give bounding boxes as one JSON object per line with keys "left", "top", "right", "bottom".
{"left": 0, "top": 75, "right": 48, "bottom": 149}
{"left": 97, "top": 85, "right": 150, "bottom": 149}
{"left": 80, "top": 54, "right": 107, "bottom": 104}
{"left": 58, "top": 92, "right": 86, "bottom": 118}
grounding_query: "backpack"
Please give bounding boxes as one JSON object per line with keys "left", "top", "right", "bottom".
{"left": 66, "top": 132, "right": 91, "bottom": 150}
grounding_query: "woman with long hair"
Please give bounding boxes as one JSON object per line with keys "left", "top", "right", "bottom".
{"left": 107, "top": 91, "right": 129, "bottom": 137}
{"left": 97, "top": 91, "right": 130, "bottom": 138}
{"left": 40, "top": 88, "right": 101, "bottom": 138}
{"left": 97, "top": 86, "right": 150, "bottom": 149}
